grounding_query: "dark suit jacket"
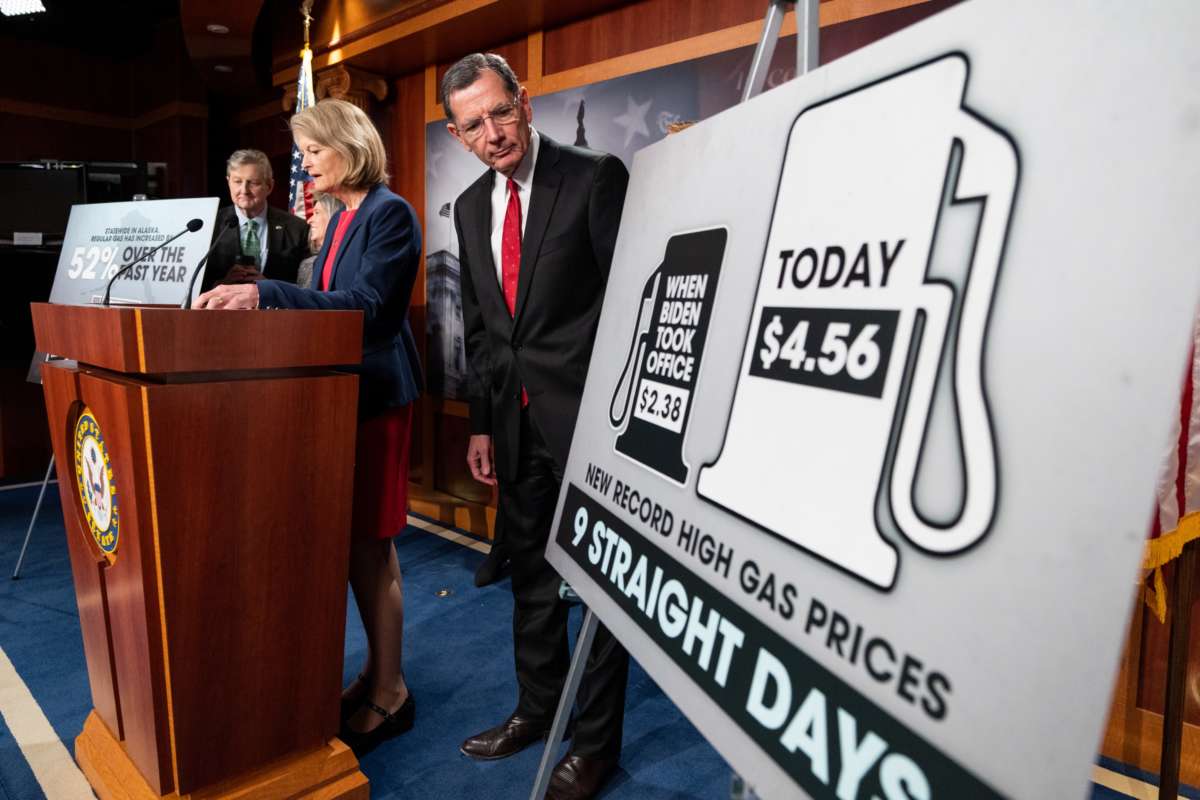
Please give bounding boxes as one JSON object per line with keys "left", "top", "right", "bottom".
{"left": 201, "top": 205, "right": 310, "bottom": 292}
{"left": 258, "top": 183, "right": 423, "bottom": 419}
{"left": 457, "top": 134, "right": 629, "bottom": 481}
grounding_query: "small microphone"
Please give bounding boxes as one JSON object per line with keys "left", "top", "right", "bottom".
{"left": 180, "top": 217, "right": 239, "bottom": 309}
{"left": 102, "top": 218, "right": 204, "bottom": 306}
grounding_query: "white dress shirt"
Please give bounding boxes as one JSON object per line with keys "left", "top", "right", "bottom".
{"left": 488, "top": 126, "right": 540, "bottom": 286}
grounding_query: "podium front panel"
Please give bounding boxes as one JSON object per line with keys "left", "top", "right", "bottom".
{"left": 43, "top": 363, "right": 174, "bottom": 792}
{"left": 146, "top": 370, "right": 357, "bottom": 791}
{"left": 41, "top": 359, "right": 359, "bottom": 794}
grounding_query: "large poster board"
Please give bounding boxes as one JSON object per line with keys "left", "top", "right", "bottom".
{"left": 545, "top": 1, "right": 1200, "bottom": 798}
{"left": 29, "top": 197, "right": 219, "bottom": 381}
{"left": 47, "top": 197, "right": 219, "bottom": 307}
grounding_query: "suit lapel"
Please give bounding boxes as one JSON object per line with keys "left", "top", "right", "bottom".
{"left": 467, "top": 171, "right": 510, "bottom": 330}
{"left": 264, "top": 209, "right": 284, "bottom": 274}
{"left": 326, "top": 185, "right": 377, "bottom": 288}
{"left": 310, "top": 214, "right": 333, "bottom": 289}
{"left": 513, "top": 135, "right": 561, "bottom": 327}
{"left": 215, "top": 207, "right": 241, "bottom": 274}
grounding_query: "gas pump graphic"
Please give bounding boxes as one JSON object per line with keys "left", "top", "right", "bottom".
{"left": 610, "top": 227, "right": 726, "bottom": 484}
{"left": 697, "top": 55, "right": 1017, "bottom": 589}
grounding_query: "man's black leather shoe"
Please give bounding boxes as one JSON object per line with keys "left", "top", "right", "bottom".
{"left": 546, "top": 753, "right": 619, "bottom": 800}
{"left": 459, "top": 713, "right": 549, "bottom": 760}
{"left": 474, "top": 546, "right": 510, "bottom": 587}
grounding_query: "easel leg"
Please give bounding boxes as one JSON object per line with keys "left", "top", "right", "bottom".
{"left": 12, "top": 456, "right": 55, "bottom": 580}
{"left": 741, "top": 0, "right": 790, "bottom": 103}
{"left": 1159, "top": 538, "right": 1197, "bottom": 799}
{"left": 529, "top": 608, "right": 600, "bottom": 800}
{"left": 796, "top": 0, "right": 819, "bottom": 75}
{"left": 743, "top": 0, "right": 820, "bottom": 103}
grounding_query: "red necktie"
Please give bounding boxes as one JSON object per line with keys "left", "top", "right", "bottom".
{"left": 501, "top": 178, "right": 521, "bottom": 315}
{"left": 502, "top": 178, "right": 528, "bottom": 407}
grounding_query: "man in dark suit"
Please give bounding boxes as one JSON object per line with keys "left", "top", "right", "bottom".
{"left": 445, "top": 53, "right": 630, "bottom": 800}
{"left": 200, "top": 148, "right": 309, "bottom": 292}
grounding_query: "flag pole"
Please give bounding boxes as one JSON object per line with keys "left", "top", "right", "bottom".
{"left": 302, "top": 0, "right": 312, "bottom": 52}
{"left": 289, "top": 0, "right": 317, "bottom": 220}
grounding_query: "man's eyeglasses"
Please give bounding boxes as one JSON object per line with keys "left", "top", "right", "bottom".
{"left": 457, "top": 101, "right": 521, "bottom": 141}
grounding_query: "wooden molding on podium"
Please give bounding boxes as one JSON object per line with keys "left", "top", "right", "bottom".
{"left": 30, "top": 304, "right": 362, "bottom": 375}
{"left": 32, "top": 303, "right": 369, "bottom": 798}
{"left": 76, "top": 712, "right": 368, "bottom": 800}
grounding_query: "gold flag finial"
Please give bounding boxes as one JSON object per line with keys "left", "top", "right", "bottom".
{"left": 301, "top": 0, "right": 313, "bottom": 48}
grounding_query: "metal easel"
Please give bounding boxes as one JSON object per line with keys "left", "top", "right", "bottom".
{"left": 12, "top": 456, "right": 55, "bottom": 579}
{"left": 527, "top": 3, "right": 819, "bottom": 797}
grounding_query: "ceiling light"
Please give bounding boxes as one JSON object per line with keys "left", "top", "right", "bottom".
{"left": 206, "top": 23, "right": 229, "bottom": 34}
{"left": 213, "top": 65, "right": 234, "bottom": 73}
{"left": 0, "top": 0, "right": 47, "bottom": 16}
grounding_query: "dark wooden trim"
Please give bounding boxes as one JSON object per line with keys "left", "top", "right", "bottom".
{"left": 0, "top": 99, "right": 207, "bottom": 131}
{"left": 1161, "top": 541, "right": 1199, "bottom": 798}
{"left": 32, "top": 305, "right": 362, "bottom": 375}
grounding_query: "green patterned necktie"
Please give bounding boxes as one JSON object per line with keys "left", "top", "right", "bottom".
{"left": 241, "top": 219, "right": 261, "bottom": 266}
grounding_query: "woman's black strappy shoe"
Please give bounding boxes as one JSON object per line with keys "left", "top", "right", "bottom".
{"left": 339, "top": 694, "right": 416, "bottom": 757}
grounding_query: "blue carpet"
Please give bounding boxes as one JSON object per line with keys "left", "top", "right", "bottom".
{"left": 0, "top": 483, "right": 1189, "bottom": 799}
{"left": 1097, "top": 755, "right": 1200, "bottom": 799}
{"left": 349, "top": 520, "right": 730, "bottom": 799}
{"left": 0, "top": 485, "right": 729, "bottom": 799}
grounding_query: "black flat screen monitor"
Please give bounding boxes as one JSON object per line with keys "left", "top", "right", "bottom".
{"left": 0, "top": 163, "right": 87, "bottom": 242}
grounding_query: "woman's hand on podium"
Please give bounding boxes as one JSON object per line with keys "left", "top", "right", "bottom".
{"left": 194, "top": 283, "right": 260, "bottom": 310}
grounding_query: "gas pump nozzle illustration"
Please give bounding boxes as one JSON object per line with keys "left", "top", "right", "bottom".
{"left": 697, "top": 55, "right": 1017, "bottom": 589}
{"left": 610, "top": 228, "right": 727, "bottom": 484}
{"left": 610, "top": 272, "right": 660, "bottom": 427}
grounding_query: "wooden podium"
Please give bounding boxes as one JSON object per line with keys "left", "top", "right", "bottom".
{"left": 31, "top": 303, "right": 370, "bottom": 800}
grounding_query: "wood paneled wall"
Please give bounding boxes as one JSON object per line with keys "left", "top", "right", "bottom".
{"left": 225, "top": 105, "right": 296, "bottom": 213}
{"left": 0, "top": 19, "right": 209, "bottom": 199}
{"left": 0, "top": 38, "right": 134, "bottom": 115}
{"left": 541, "top": 0, "right": 769, "bottom": 74}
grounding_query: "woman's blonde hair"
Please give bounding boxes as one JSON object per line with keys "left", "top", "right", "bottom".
{"left": 290, "top": 99, "right": 389, "bottom": 190}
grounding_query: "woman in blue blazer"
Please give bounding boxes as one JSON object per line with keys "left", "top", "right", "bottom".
{"left": 196, "top": 99, "right": 421, "bottom": 756}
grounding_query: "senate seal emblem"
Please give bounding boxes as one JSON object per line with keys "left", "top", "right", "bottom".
{"left": 74, "top": 408, "right": 119, "bottom": 563}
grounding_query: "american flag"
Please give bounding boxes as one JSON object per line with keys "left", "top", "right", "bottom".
{"left": 1144, "top": 314, "right": 1200, "bottom": 621}
{"left": 288, "top": 44, "right": 316, "bottom": 220}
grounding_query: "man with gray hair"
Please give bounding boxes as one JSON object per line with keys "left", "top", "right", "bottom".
{"left": 446, "top": 52, "right": 630, "bottom": 800}
{"left": 201, "top": 148, "right": 310, "bottom": 291}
